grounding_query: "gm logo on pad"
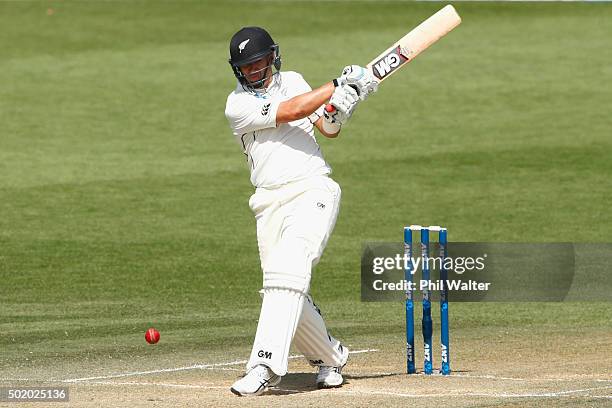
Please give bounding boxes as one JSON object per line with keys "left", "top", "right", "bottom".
{"left": 257, "top": 350, "right": 272, "bottom": 359}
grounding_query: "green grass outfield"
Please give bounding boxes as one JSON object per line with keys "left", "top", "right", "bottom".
{"left": 1, "top": 0, "right": 611, "bottom": 396}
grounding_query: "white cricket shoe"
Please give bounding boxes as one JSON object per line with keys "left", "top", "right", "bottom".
{"left": 316, "top": 345, "right": 349, "bottom": 389}
{"left": 230, "top": 365, "right": 281, "bottom": 397}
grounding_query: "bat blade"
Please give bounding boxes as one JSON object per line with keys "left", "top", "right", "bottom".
{"left": 367, "top": 4, "right": 462, "bottom": 83}
{"left": 325, "top": 5, "right": 461, "bottom": 115}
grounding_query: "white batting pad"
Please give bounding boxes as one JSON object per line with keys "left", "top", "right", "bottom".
{"left": 292, "top": 295, "right": 346, "bottom": 367}
{"left": 247, "top": 287, "right": 305, "bottom": 376}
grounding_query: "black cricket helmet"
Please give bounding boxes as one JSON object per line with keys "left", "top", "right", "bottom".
{"left": 228, "top": 27, "right": 281, "bottom": 90}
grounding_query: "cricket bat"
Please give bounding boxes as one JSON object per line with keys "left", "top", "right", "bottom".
{"left": 326, "top": 5, "right": 461, "bottom": 112}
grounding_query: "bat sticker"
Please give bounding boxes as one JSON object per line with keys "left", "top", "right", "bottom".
{"left": 371, "top": 46, "right": 410, "bottom": 80}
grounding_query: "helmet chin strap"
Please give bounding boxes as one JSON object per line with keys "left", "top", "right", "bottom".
{"left": 247, "top": 66, "right": 271, "bottom": 89}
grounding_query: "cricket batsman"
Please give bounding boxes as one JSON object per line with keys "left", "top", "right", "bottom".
{"left": 224, "top": 26, "right": 377, "bottom": 396}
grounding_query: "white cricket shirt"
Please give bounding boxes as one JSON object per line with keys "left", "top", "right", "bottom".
{"left": 225, "top": 71, "right": 331, "bottom": 188}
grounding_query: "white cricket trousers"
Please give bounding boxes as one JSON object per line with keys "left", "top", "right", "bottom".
{"left": 246, "top": 175, "right": 346, "bottom": 375}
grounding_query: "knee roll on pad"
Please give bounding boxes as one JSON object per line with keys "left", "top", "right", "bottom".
{"left": 263, "top": 239, "right": 313, "bottom": 292}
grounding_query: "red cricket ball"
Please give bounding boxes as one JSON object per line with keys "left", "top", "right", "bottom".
{"left": 145, "top": 327, "right": 160, "bottom": 344}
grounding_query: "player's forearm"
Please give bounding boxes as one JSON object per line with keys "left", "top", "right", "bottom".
{"left": 276, "top": 82, "right": 335, "bottom": 123}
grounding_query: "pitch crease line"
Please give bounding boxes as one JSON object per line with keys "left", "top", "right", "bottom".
{"left": 334, "top": 386, "right": 612, "bottom": 399}
{"left": 455, "top": 374, "right": 612, "bottom": 383}
{"left": 78, "top": 380, "right": 226, "bottom": 389}
{"left": 62, "top": 348, "right": 379, "bottom": 383}
{"left": 69, "top": 383, "right": 612, "bottom": 399}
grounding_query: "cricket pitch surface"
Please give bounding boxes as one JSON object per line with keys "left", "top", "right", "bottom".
{"left": 4, "top": 327, "right": 610, "bottom": 407}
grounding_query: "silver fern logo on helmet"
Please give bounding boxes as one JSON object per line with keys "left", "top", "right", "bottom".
{"left": 238, "top": 39, "right": 250, "bottom": 53}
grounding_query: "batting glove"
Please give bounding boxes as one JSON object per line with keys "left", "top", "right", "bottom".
{"left": 328, "top": 85, "right": 360, "bottom": 125}
{"left": 339, "top": 65, "right": 378, "bottom": 100}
